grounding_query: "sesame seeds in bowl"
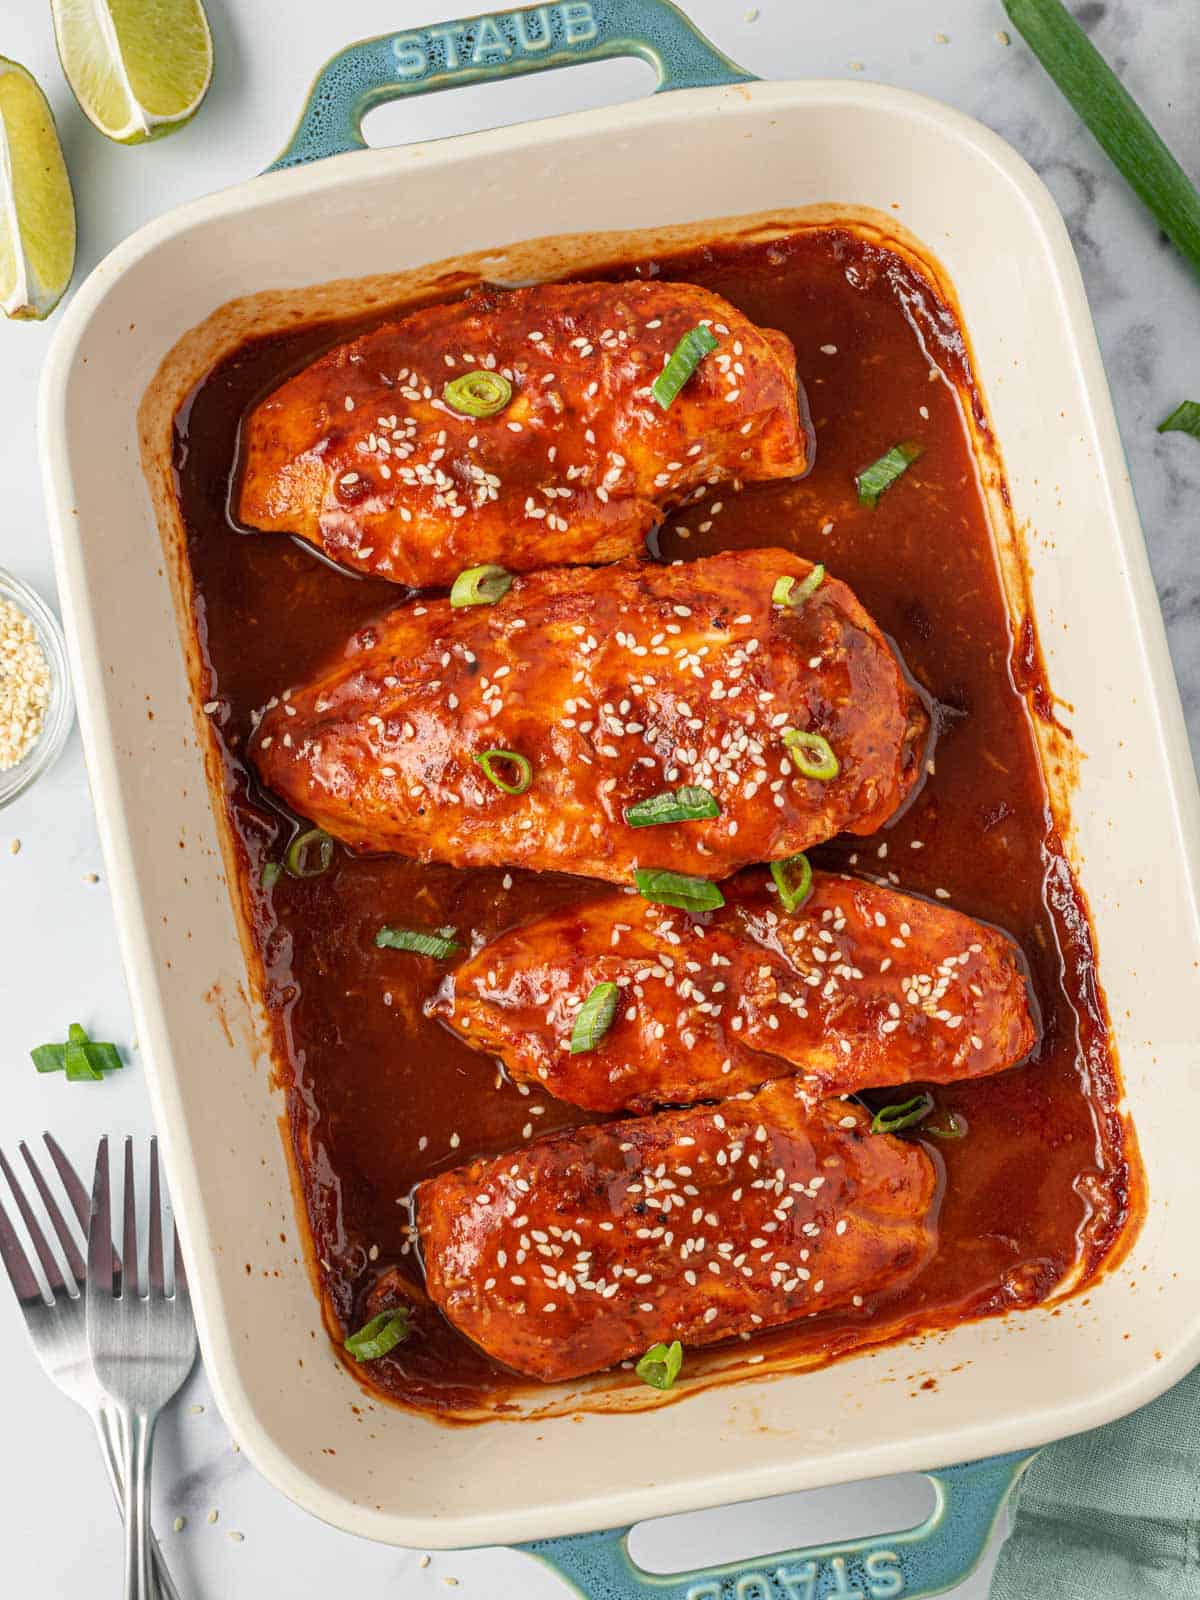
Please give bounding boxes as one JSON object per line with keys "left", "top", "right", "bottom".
{"left": 0, "top": 568, "right": 74, "bottom": 808}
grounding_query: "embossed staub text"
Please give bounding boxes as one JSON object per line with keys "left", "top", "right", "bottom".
{"left": 390, "top": 3, "right": 600, "bottom": 78}
{"left": 684, "top": 1549, "right": 905, "bottom": 1600}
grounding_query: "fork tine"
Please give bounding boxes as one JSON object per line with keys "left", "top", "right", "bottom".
{"left": 18, "top": 1142, "right": 86, "bottom": 1287}
{"left": 147, "top": 1139, "right": 165, "bottom": 1296}
{"left": 87, "top": 1137, "right": 114, "bottom": 1295}
{"left": 122, "top": 1137, "right": 138, "bottom": 1300}
{"left": 44, "top": 1133, "right": 122, "bottom": 1280}
{"left": 0, "top": 1149, "right": 69, "bottom": 1297}
{"left": 0, "top": 1187, "right": 44, "bottom": 1305}
{"left": 42, "top": 1133, "right": 92, "bottom": 1234}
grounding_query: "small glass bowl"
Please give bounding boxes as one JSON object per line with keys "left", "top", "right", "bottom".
{"left": 0, "top": 567, "right": 75, "bottom": 809}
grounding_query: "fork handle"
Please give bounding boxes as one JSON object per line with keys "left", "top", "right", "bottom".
{"left": 117, "top": 1408, "right": 158, "bottom": 1600}
{"left": 93, "top": 1410, "right": 182, "bottom": 1600}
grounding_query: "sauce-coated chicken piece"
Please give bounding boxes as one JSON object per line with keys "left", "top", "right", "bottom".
{"left": 252, "top": 550, "right": 929, "bottom": 882}
{"left": 236, "top": 281, "right": 809, "bottom": 587}
{"left": 417, "top": 1082, "right": 938, "bottom": 1383}
{"left": 434, "top": 872, "right": 1038, "bottom": 1112}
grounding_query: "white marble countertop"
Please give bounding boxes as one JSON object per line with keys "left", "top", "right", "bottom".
{"left": 3, "top": 0, "right": 1197, "bottom": 1594}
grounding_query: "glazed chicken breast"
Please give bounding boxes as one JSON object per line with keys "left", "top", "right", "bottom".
{"left": 434, "top": 872, "right": 1038, "bottom": 1113}
{"left": 252, "top": 549, "right": 929, "bottom": 883}
{"left": 417, "top": 1082, "right": 937, "bottom": 1384}
{"left": 236, "top": 281, "right": 810, "bottom": 587}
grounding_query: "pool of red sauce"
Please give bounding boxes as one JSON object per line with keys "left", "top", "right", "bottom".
{"left": 172, "top": 228, "right": 1135, "bottom": 1417}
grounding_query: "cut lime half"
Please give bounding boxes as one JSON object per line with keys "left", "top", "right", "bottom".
{"left": 52, "top": 0, "right": 213, "bottom": 145}
{"left": 0, "top": 58, "right": 76, "bottom": 321}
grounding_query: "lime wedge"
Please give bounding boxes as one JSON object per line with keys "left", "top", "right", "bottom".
{"left": 51, "top": 0, "right": 213, "bottom": 145}
{"left": 0, "top": 59, "right": 76, "bottom": 321}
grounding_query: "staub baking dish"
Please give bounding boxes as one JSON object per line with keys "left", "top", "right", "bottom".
{"left": 37, "top": 1, "right": 1200, "bottom": 1592}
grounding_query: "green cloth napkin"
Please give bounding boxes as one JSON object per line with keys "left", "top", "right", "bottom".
{"left": 991, "top": 1365, "right": 1200, "bottom": 1597}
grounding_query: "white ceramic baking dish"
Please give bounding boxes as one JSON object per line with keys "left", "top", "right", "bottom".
{"left": 37, "top": 1, "right": 1200, "bottom": 1589}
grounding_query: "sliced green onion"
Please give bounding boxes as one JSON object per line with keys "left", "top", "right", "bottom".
{"left": 652, "top": 325, "right": 719, "bottom": 410}
{"left": 624, "top": 785, "right": 720, "bottom": 828}
{"left": 636, "top": 1339, "right": 683, "bottom": 1390}
{"left": 376, "top": 925, "right": 460, "bottom": 958}
{"left": 261, "top": 861, "right": 282, "bottom": 890}
{"left": 285, "top": 828, "right": 334, "bottom": 878}
{"left": 31, "top": 1024, "right": 123, "bottom": 1079}
{"left": 855, "top": 441, "right": 923, "bottom": 508}
{"left": 1158, "top": 401, "right": 1200, "bottom": 440}
{"left": 633, "top": 868, "right": 724, "bottom": 914}
{"left": 772, "top": 565, "right": 825, "bottom": 608}
{"left": 770, "top": 852, "right": 813, "bottom": 913}
{"left": 65, "top": 1025, "right": 103, "bottom": 1083}
{"left": 69, "top": 1021, "right": 115, "bottom": 1071}
{"left": 474, "top": 748, "right": 532, "bottom": 795}
{"left": 74, "top": 1042, "right": 121, "bottom": 1074}
{"left": 569, "top": 981, "right": 619, "bottom": 1054}
{"left": 870, "top": 1093, "right": 934, "bottom": 1135}
{"left": 64, "top": 1041, "right": 102, "bottom": 1082}
{"left": 31, "top": 1044, "right": 66, "bottom": 1074}
{"left": 783, "top": 728, "right": 839, "bottom": 781}
{"left": 344, "top": 1307, "right": 412, "bottom": 1362}
{"left": 450, "top": 563, "right": 513, "bottom": 607}
{"left": 443, "top": 370, "right": 513, "bottom": 418}
{"left": 1004, "top": 0, "right": 1200, "bottom": 280}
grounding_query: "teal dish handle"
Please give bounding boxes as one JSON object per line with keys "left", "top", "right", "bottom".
{"left": 268, "top": 0, "right": 755, "bottom": 170}
{"left": 519, "top": 1450, "right": 1035, "bottom": 1599}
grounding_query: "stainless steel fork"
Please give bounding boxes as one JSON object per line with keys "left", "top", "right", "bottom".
{"left": 0, "top": 1136, "right": 181, "bottom": 1599}
{"left": 87, "top": 1137, "right": 197, "bottom": 1600}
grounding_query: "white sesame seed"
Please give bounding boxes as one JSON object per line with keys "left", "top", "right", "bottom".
{"left": 0, "top": 598, "right": 50, "bottom": 770}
